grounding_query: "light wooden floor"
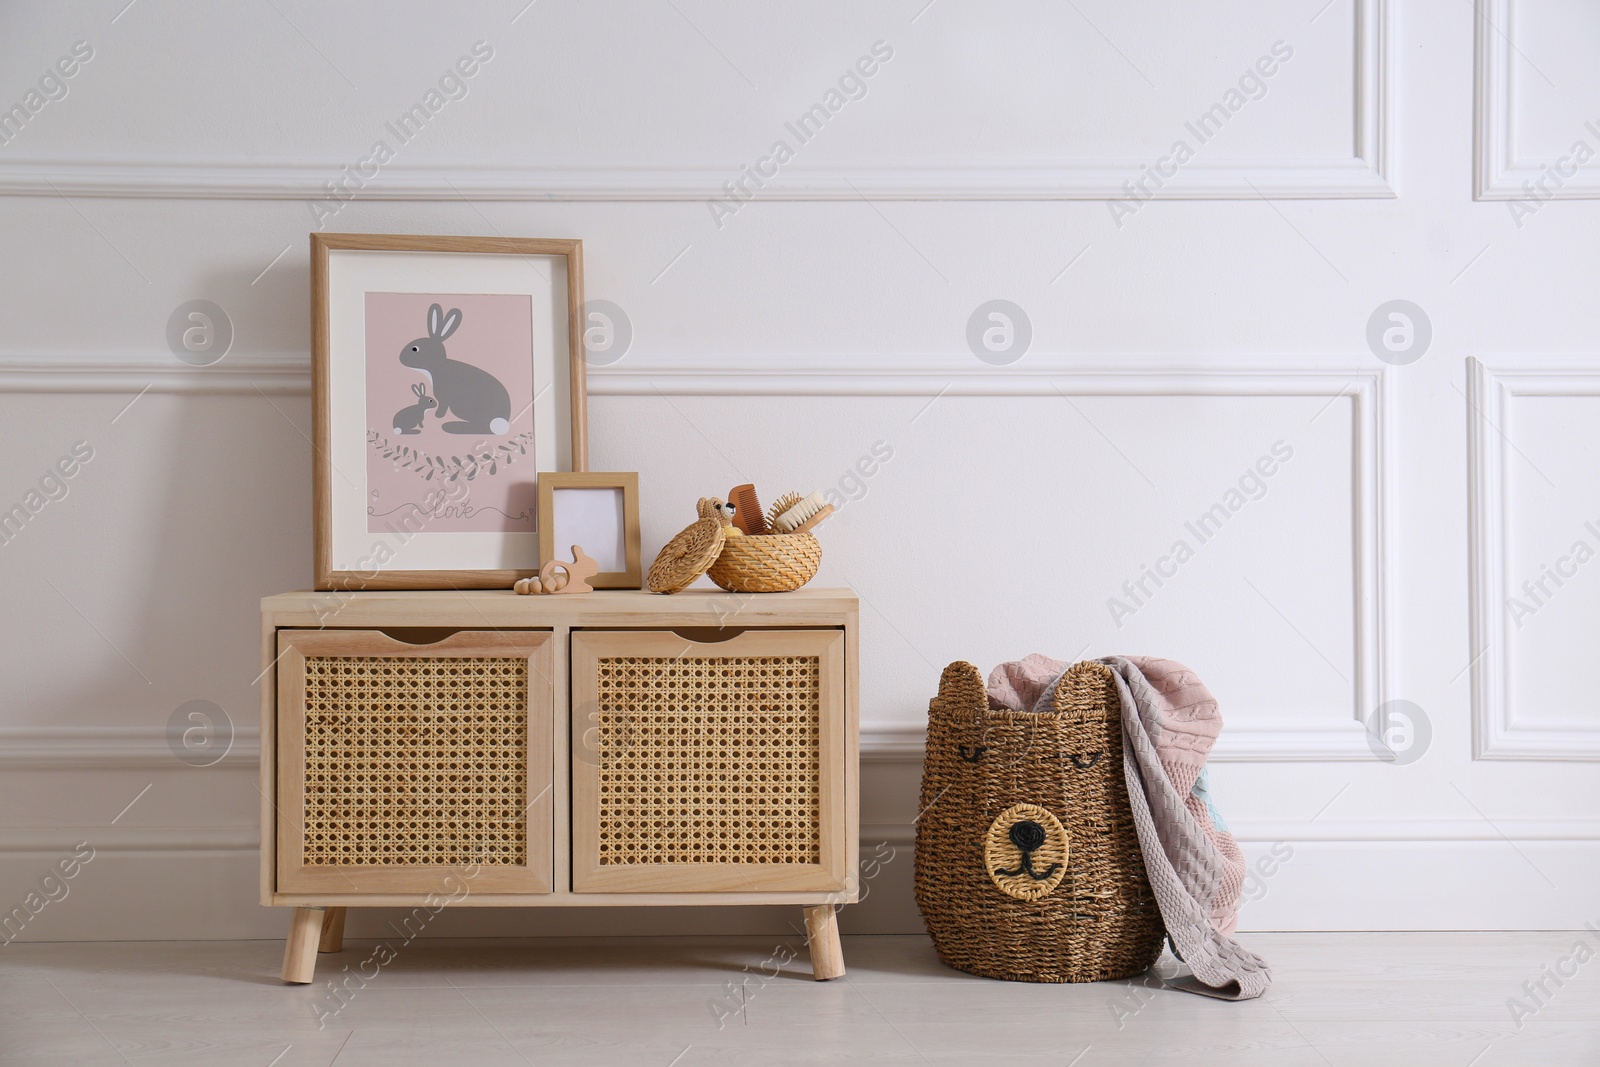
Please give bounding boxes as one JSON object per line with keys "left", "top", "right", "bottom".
{"left": 2, "top": 933, "right": 1596, "bottom": 1065}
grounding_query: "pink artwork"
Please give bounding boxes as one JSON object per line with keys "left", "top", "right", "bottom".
{"left": 364, "top": 292, "right": 538, "bottom": 533}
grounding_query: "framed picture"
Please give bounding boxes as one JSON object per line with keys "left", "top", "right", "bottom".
{"left": 311, "top": 232, "right": 587, "bottom": 590}
{"left": 537, "top": 472, "right": 641, "bottom": 589}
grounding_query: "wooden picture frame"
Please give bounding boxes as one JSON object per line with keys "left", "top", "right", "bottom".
{"left": 537, "top": 472, "right": 641, "bottom": 589}
{"left": 311, "top": 233, "right": 587, "bottom": 590}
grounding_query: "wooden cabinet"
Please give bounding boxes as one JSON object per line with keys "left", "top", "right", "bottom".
{"left": 260, "top": 589, "right": 858, "bottom": 984}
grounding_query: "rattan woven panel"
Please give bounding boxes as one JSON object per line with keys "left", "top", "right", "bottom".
{"left": 302, "top": 656, "right": 528, "bottom": 867}
{"left": 592, "top": 656, "right": 821, "bottom": 866}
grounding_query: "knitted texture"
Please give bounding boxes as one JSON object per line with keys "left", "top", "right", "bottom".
{"left": 1124, "top": 656, "right": 1247, "bottom": 937}
{"left": 1099, "top": 656, "right": 1270, "bottom": 1000}
{"left": 985, "top": 653, "right": 1069, "bottom": 712}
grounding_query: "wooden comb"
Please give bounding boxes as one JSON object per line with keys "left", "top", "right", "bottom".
{"left": 727, "top": 483, "right": 769, "bottom": 535}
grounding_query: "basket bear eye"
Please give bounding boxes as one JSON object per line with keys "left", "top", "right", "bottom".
{"left": 957, "top": 745, "right": 987, "bottom": 763}
{"left": 1069, "top": 752, "right": 1102, "bottom": 770}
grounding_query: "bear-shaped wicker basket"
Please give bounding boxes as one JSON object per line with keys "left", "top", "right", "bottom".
{"left": 914, "top": 659, "right": 1165, "bottom": 982}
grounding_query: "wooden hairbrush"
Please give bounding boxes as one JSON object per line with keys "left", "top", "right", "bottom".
{"left": 727, "top": 484, "right": 769, "bottom": 536}
{"left": 768, "top": 491, "right": 834, "bottom": 534}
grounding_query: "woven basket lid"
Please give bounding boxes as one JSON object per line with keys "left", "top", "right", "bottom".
{"left": 646, "top": 497, "right": 728, "bottom": 594}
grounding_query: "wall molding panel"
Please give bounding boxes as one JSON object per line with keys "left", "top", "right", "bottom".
{"left": 1474, "top": 0, "right": 1598, "bottom": 200}
{"left": 1467, "top": 357, "right": 1600, "bottom": 759}
{"left": 0, "top": 827, "right": 257, "bottom": 854}
{"left": 0, "top": 2, "right": 1390, "bottom": 202}
{"left": 0, "top": 353, "right": 309, "bottom": 395}
{"left": 0, "top": 159, "right": 1394, "bottom": 204}
{"left": 0, "top": 727, "right": 261, "bottom": 769}
{"left": 1, "top": 350, "right": 1386, "bottom": 397}
{"left": 603, "top": 357, "right": 1394, "bottom": 762}
{"left": 1, "top": 353, "right": 1392, "bottom": 762}
{"left": 864, "top": 818, "right": 1600, "bottom": 847}
{"left": 1474, "top": 0, "right": 1511, "bottom": 198}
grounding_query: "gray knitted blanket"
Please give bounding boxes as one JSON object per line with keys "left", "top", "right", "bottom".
{"left": 1100, "top": 656, "right": 1272, "bottom": 1000}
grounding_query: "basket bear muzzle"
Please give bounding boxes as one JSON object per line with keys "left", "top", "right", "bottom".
{"left": 985, "top": 803, "right": 1069, "bottom": 900}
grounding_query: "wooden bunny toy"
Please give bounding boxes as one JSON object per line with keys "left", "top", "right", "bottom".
{"left": 514, "top": 545, "right": 600, "bottom": 595}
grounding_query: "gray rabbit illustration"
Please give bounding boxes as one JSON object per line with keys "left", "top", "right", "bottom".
{"left": 391, "top": 382, "right": 436, "bottom": 435}
{"left": 398, "top": 303, "right": 512, "bottom": 435}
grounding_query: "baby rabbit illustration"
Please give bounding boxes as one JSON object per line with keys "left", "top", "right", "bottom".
{"left": 392, "top": 382, "right": 436, "bottom": 435}
{"left": 398, "top": 303, "right": 513, "bottom": 435}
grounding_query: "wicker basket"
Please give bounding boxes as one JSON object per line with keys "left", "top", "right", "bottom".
{"left": 706, "top": 532, "right": 821, "bottom": 593}
{"left": 914, "top": 660, "right": 1164, "bottom": 983}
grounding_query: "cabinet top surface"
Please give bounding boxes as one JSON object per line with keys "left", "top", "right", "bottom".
{"left": 262, "top": 587, "right": 858, "bottom": 625}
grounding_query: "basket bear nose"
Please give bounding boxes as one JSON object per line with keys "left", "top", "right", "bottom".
{"left": 1009, "top": 820, "right": 1046, "bottom": 854}
{"left": 994, "top": 818, "right": 1061, "bottom": 882}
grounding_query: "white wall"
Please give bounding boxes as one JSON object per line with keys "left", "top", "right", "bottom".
{"left": 2, "top": 0, "right": 1598, "bottom": 940}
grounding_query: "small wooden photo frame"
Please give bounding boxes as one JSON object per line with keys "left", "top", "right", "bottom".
{"left": 538, "top": 473, "right": 641, "bottom": 589}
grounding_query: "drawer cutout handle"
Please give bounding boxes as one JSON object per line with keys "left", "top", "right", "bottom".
{"left": 668, "top": 627, "right": 747, "bottom": 643}
{"left": 374, "top": 627, "right": 471, "bottom": 646}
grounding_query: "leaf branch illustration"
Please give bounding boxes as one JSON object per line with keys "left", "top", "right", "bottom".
{"left": 366, "top": 430, "right": 535, "bottom": 483}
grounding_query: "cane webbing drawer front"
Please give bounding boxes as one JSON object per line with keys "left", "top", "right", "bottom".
{"left": 589, "top": 654, "right": 820, "bottom": 866}
{"left": 571, "top": 630, "right": 847, "bottom": 893}
{"left": 301, "top": 657, "right": 526, "bottom": 867}
{"left": 275, "top": 630, "right": 553, "bottom": 894}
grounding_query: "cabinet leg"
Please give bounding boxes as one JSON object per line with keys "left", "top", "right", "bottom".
{"left": 280, "top": 907, "right": 326, "bottom": 985}
{"left": 803, "top": 905, "right": 845, "bottom": 981}
{"left": 318, "top": 906, "right": 347, "bottom": 953}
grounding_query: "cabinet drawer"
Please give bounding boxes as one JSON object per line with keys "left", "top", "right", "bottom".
{"left": 570, "top": 629, "right": 847, "bottom": 893}
{"left": 274, "top": 630, "right": 554, "bottom": 895}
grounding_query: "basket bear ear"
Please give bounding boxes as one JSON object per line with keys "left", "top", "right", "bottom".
{"left": 933, "top": 661, "right": 987, "bottom": 717}
{"left": 1054, "top": 660, "right": 1118, "bottom": 718}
